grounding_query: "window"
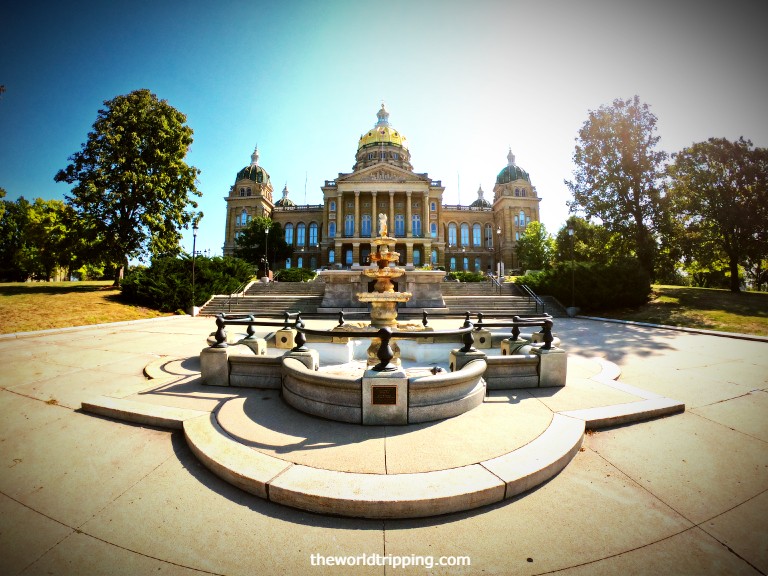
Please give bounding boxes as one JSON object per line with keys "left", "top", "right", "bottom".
{"left": 239, "top": 188, "right": 245, "bottom": 197}
{"left": 450, "top": 257, "right": 456, "bottom": 271}
{"left": 413, "top": 249, "right": 421, "bottom": 266}
{"left": 393, "top": 153, "right": 399, "bottom": 160}
{"left": 361, "top": 247, "right": 370, "bottom": 264}
{"left": 297, "top": 223, "right": 306, "bottom": 246}
{"left": 395, "top": 214, "right": 405, "bottom": 237}
{"left": 246, "top": 188, "right": 252, "bottom": 197}
{"left": 516, "top": 232, "right": 520, "bottom": 241}
{"left": 309, "top": 222, "right": 318, "bottom": 245}
{"left": 286, "top": 257, "right": 292, "bottom": 269}
{"left": 241, "top": 209, "right": 248, "bottom": 226}
{"left": 472, "top": 223, "right": 481, "bottom": 247}
{"left": 514, "top": 216, "right": 518, "bottom": 227}
{"left": 328, "top": 221, "right": 336, "bottom": 238}
{"left": 485, "top": 224, "right": 493, "bottom": 248}
{"left": 519, "top": 211, "right": 525, "bottom": 228}
{"left": 463, "top": 257, "right": 469, "bottom": 271}
{"left": 235, "top": 214, "right": 241, "bottom": 227}
{"left": 474, "top": 257, "right": 481, "bottom": 272}
{"left": 430, "top": 201, "right": 437, "bottom": 211}
{"left": 345, "top": 214, "right": 354, "bottom": 236}
{"left": 328, "top": 249, "right": 335, "bottom": 264}
{"left": 448, "top": 223, "right": 457, "bottom": 246}
{"left": 412, "top": 214, "right": 421, "bottom": 237}
{"left": 310, "top": 256, "right": 317, "bottom": 269}
{"left": 368, "top": 153, "right": 374, "bottom": 159}
{"left": 361, "top": 214, "right": 372, "bottom": 237}
{"left": 285, "top": 224, "right": 294, "bottom": 245}
{"left": 297, "top": 256, "right": 303, "bottom": 268}
{"left": 460, "top": 223, "right": 469, "bottom": 247}
{"left": 345, "top": 249, "right": 353, "bottom": 266}
{"left": 430, "top": 221, "right": 437, "bottom": 238}
{"left": 431, "top": 250, "right": 438, "bottom": 265}
{"left": 330, "top": 201, "right": 336, "bottom": 212}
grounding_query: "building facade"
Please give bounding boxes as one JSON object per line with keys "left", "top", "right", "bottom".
{"left": 223, "top": 104, "right": 540, "bottom": 273}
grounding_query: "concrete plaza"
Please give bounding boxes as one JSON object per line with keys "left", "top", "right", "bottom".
{"left": 0, "top": 315, "right": 766, "bottom": 575}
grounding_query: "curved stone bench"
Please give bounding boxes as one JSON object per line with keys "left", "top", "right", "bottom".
{"left": 282, "top": 357, "right": 363, "bottom": 424}
{"left": 407, "top": 358, "right": 487, "bottom": 423}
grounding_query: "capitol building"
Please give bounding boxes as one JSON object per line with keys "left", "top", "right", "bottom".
{"left": 222, "top": 104, "right": 541, "bottom": 274}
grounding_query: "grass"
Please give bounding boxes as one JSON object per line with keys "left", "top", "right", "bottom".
{"left": 0, "top": 281, "right": 171, "bottom": 335}
{"left": 595, "top": 284, "right": 768, "bottom": 336}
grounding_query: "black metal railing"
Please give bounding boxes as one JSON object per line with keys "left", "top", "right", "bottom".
{"left": 518, "top": 283, "right": 546, "bottom": 314}
{"left": 473, "top": 311, "right": 554, "bottom": 350}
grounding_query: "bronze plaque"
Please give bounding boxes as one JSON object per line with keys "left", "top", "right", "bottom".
{"left": 371, "top": 385, "right": 398, "bottom": 405}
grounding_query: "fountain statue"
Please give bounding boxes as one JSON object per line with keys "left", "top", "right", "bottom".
{"left": 356, "top": 214, "right": 412, "bottom": 328}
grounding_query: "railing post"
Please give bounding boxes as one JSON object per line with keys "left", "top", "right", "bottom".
{"left": 542, "top": 319, "right": 554, "bottom": 350}
{"left": 422, "top": 310, "right": 429, "bottom": 327}
{"left": 245, "top": 315, "right": 255, "bottom": 339}
{"left": 372, "top": 327, "right": 396, "bottom": 372}
{"left": 337, "top": 311, "right": 345, "bottom": 327}
{"left": 212, "top": 314, "right": 227, "bottom": 348}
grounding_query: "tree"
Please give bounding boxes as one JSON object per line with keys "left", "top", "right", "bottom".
{"left": 667, "top": 137, "right": 768, "bottom": 292}
{"left": 234, "top": 216, "right": 292, "bottom": 273}
{"left": 515, "top": 221, "right": 554, "bottom": 271}
{"left": 552, "top": 216, "right": 633, "bottom": 266}
{"left": 54, "top": 89, "right": 201, "bottom": 284}
{"left": 565, "top": 95, "right": 668, "bottom": 280}
{"left": 0, "top": 196, "right": 33, "bottom": 281}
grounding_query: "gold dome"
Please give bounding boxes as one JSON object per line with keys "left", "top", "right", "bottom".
{"left": 356, "top": 103, "right": 409, "bottom": 151}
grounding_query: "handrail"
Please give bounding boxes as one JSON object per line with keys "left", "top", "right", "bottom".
{"left": 226, "top": 280, "right": 252, "bottom": 312}
{"left": 489, "top": 275, "right": 502, "bottom": 294}
{"left": 472, "top": 311, "right": 555, "bottom": 350}
{"left": 518, "top": 283, "right": 546, "bottom": 314}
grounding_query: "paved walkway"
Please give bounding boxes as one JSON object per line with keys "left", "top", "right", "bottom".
{"left": 0, "top": 316, "right": 766, "bottom": 575}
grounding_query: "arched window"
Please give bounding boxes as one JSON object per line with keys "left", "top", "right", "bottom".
{"left": 297, "top": 223, "right": 306, "bottom": 246}
{"left": 430, "top": 201, "right": 437, "bottom": 212}
{"left": 329, "top": 200, "right": 336, "bottom": 212}
{"left": 450, "top": 257, "right": 456, "bottom": 271}
{"left": 514, "top": 216, "right": 519, "bottom": 227}
{"left": 485, "top": 224, "right": 493, "bottom": 248}
{"left": 448, "top": 223, "right": 457, "bottom": 246}
{"left": 241, "top": 209, "right": 248, "bottom": 226}
{"left": 474, "top": 257, "right": 481, "bottom": 272}
{"left": 285, "top": 223, "right": 294, "bottom": 245}
{"left": 472, "top": 223, "right": 481, "bottom": 247}
{"left": 246, "top": 188, "right": 252, "bottom": 196}
{"left": 328, "top": 249, "right": 335, "bottom": 265}
{"left": 235, "top": 213, "right": 241, "bottom": 227}
{"left": 345, "top": 249, "right": 353, "bottom": 266}
{"left": 460, "top": 223, "right": 469, "bottom": 247}
{"left": 430, "top": 221, "right": 437, "bottom": 238}
{"left": 395, "top": 214, "right": 405, "bottom": 237}
{"left": 309, "top": 222, "right": 318, "bottom": 245}
{"left": 431, "top": 250, "right": 438, "bottom": 265}
{"left": 328, "top": 221, "right": 336, "bottom": 238}
{"left": 239, "top": 188, "right": 245, "bottom": 197}
{"left": 310, "top": 256, "right": 317, "bottom": 269}
{"left": 519, "top": 211, "right": 525, "bottom": 228}
{"left": 463, "top": 257, "right": 469, "bottom": 271}
{"left": 361, "top": 214, "right": 372, "bottom": 237}
{"left": 286, "top": 257, "right": 292, "bottom": 269}
{"left": 413, "top": 249, "right": 421, "bottom": 266}
{"left": 344, "top": 214, "right": 354, "bottom": 236}
{"left": 297, "top": 256, "right": 303, "bottom": 268}
{"left": 412, "top": 214, "right": 421, "bottom": 237}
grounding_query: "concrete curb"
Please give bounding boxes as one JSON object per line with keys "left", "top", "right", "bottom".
{"left": 576, "top": 316, "right": 768, "bottom": 343}
{"left": 0, "top": 314, "right": 182, "bottom": 341}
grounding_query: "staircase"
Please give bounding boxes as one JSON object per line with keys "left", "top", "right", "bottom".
{"left": 199, "top": 279, "right": 566, "bottom": 318}
{"left": 199, "top": 281, "right": 325, "bottom": 316}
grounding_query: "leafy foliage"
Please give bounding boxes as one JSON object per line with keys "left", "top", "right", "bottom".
{"left": 515, "top": 221, "right": 554, "bottom": 271}
{"left": 517, "top": 259, "right": 651, "bottom": 310}
{"left": 553, "top": 216, "right": 633, "bottom": 266}
{"left": 566, "top": 96, "right": 667, "bottom": 279}
{"left": 667, "top": 137, "right": 768, "bottom": 292}
{"left": 54, "top": 89, "right": 201, "bottom": 283}
{"left": 121, "top": 255, "right": 254, "bottom": 312}
{"left": 446, "top": 271, "right": 486, "bottom": 282}
{"left": 273, "top": 268, "right": 317, "bottom": 282}
{"left": 234, "top": 216, "right": 292, "bottom": 273}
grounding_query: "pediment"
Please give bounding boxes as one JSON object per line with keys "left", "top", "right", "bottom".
{"left": 338, "top": 165, "right": 427, "bottom": 184}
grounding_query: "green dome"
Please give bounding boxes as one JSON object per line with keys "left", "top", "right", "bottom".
{"left": 469, "top": 185, "right": 491, "bottom": 208}
{"left": 236, "top": 147, "right": 271, "bottom": 185}
{"left": 496, "top": 149, "right": 530, "bottom": 184}
{"left": 274, "top": 184, "right": 295, "bottom": 207}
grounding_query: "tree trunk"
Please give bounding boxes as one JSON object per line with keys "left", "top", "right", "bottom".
{"left": 729, "top": 257, "right": 741, "bottom": 292}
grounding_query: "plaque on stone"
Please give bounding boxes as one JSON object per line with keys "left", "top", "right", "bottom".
{"left": 371, "top": 385, "right": 398, "bottom": 405}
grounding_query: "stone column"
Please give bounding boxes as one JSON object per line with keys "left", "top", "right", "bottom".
{"left": 370, "top": 191, "right": 377, "bottom": 238}
{"left": 352, "top": 243, "right": 360, "bottom": 267}
{"left": 423, "top": 193, "right": 430, "bottom": 239}
{"left": 388, "top": 191, "right": 395, "bottom": 237}
{"left": 406, "top": 191, "right": 412, "bottom": 237}
{"left": 354, "top": 191, "right": 360, "bottom": 238}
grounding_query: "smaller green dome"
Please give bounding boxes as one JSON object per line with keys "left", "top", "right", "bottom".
{"left": 274, "top": 184, "right": 295, "bottom": 207}
{"left": 496, "top": 149, "right": 530, "bottom": 184}
{"left": 469, "top": 185, "right": 491, "bottom": 208}
{"left": 236, "top": 146, "right": 271, "bottom": 185}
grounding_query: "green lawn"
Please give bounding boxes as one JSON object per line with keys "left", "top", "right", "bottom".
{"left": 595, "top": 285, "right": 768, "bottom": 336}
{"left": 0, "top": 281, "right": 170, "bottom": 335}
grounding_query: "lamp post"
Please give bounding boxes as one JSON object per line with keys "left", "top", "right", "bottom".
{"left": 191, "top": 219, "right": 199, "bottom": 316}
{"left": 496, "top": 226, "right": 502, "bottom": 287}
{"left": 264, "top": 226, "right": 270, "bottom": 281}
{"left": 567, "top": 225, "right": 576, "bottom": 315}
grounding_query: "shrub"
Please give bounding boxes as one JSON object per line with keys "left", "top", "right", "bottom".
{"left": 447, "top": 271, "right": 486, "bottom": 282}
{"left": 121, "top": 255, "right": 254, "bottom": 312}
{"left": 516, "top": 259, "right": 651, "bottom": 310}
{"left": 273, "top": 268, "right": 317, "bottom": 282}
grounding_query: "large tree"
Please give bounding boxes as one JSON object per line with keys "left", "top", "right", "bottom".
{"left": 234, "top": 216, "right": 292, "bottom": 274}
{"left": 515, "top": 221, "right": 554, "bottom": 271}
{"left": 55, "top": 89, "right": 201, "bottom": 284}
{"left": 667, "top": 137, "right": 768, "bottom": 292}
{"left": 565, "top": 95, "right": 668, "bottom": 279}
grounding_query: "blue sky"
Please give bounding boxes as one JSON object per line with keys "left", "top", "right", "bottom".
{"left": 2, "top": 0, "right": 767, "bottom": 259}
